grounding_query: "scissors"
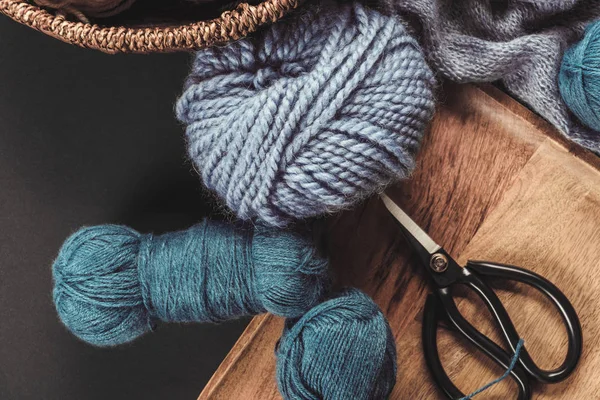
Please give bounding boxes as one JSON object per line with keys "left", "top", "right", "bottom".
{"left": 380, "top": 194, "right": 583, "bottom": 400}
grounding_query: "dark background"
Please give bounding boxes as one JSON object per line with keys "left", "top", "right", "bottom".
{"left": 0, "top": 17, "right": 248, "bottom": 400}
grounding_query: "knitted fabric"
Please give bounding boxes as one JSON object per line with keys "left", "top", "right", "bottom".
{"left": 382, "top": 0, "right": 600, "bottom": 152}
{"left": 176, "top": 3, "right": 436, "bottom": 227}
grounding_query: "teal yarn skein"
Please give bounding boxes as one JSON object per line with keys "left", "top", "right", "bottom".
{"left": 276, "top": 289, "right": 397, "bottom": 400}
{"left": 559, "top": 20, "right": 600, "bottom": 131}
{"left": 176, "top": 3, "right": 436, "bottom": 227}
{"left": 52, "top": 221, "right": 329, "bottom": 347}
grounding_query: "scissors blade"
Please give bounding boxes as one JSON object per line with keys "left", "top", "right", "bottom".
{"left": 380, "top": 193, "right": 441, "bottom": 255}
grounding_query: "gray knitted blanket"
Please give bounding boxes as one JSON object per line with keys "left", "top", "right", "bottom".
{"left": 382, "top": 0, "right": 600, "bottom": 152}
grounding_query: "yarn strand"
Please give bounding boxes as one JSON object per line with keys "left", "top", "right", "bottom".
{"left": 460, "top": 339, "right": 525, "bottom": 400}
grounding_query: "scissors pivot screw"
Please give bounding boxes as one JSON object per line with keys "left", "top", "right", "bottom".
{"left": 430, "top": 253, "right": 448, "bottom": 273}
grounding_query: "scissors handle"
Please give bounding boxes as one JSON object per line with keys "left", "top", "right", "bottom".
{"left": 465, "top": 261, "right": 583, "bottom": 382}
{"left": 423, "top": 294, "right": 532, "bottom": 400}
{"left": 422, "top": 261, "right": 583, "bottom": 398}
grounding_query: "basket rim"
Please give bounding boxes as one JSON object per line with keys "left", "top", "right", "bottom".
{"left": 0, "top": 0, "right": 299, "bottom": 54}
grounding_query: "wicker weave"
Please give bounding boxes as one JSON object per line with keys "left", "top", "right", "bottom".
{"left": 0, "top": 0, "right": 300, "bottom": 54}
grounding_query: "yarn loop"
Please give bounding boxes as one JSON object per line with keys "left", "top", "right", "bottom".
{"left": 53, "top": 221, "right": 329, "bottom": 346}
{"left": 276, "top": 288, "right": 397, "bottom": 400}
{"left": 176, "top": 3, "right": 436, "bottom": 226}
{"left": 559, "top": 20, "right": 600, "bottom": 132}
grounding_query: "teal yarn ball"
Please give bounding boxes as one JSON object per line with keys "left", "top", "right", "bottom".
{"left": 53, "top": 221, "right": 329, "bottom": 347}
{"left": 276, "top": 289, "right": 397, "bottom": 400}
{"left": 559, "top": 20, "right": 600, "bottom": 131}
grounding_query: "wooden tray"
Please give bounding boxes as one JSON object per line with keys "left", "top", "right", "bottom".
{"left": 200, "top": 83, "right": 600, "bottom": 399}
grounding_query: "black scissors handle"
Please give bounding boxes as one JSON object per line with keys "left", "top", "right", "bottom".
{"left": 423, "top": 261, "right": 583, "bottom": 399}
{"left": 465, "top": 261, "right": 583, "bottom": 382}
{"left": 423, "top": 294, "right": 532, "bottom": 400}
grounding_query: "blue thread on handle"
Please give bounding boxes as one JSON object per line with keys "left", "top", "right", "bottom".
{"left": 460, "top": 339, "right": 525, "bottom": 400}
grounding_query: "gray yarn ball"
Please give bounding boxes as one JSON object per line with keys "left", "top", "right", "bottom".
{"left": 176, "top": 3, "right": 436, "bottom": 226}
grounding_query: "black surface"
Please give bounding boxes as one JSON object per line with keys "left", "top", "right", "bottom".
{"left": 0, "top": 17, "right": 248, "bottom": 400}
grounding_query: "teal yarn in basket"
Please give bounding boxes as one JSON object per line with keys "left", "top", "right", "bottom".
{"left": 52, "top": 221, "right": 329, "bottom": 347}
{"left": 276, "top": 289, "right": 397, "bottom": 400}
{"left": 559, "top": 20, "right": 600, "bottom": 131}
{"left": 176, "top": 3, "right": 436, "bottom": 227}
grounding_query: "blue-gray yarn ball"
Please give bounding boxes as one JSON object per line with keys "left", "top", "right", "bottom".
{"left": 176, "top": 3, "right": 436, "bottom": 227}
{"left": 276, "top": 288, "right": 397, "bottom": 400}
{"left": 52, "top": 221, "right": 329, "bottom": 347}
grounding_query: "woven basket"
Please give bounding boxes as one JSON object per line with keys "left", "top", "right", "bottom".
{"left": 0, "top": 0, "right": 300, "bottom": 54}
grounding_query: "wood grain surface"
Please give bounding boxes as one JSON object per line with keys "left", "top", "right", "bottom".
{"left": 199, "top": 83, "right": 600, "bottom": 399}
